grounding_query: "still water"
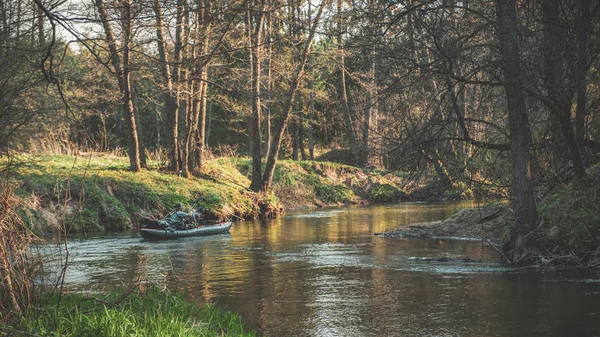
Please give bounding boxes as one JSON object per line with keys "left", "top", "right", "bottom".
{"left": 55, "top": 202, "right": 600, "bottom": 336}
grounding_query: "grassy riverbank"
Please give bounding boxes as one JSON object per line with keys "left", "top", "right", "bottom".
{"left": 6, "top": 287, "right": 256, "bottom": 337}
{"left": 3, "top": 154, "right": 409, "bottom": 233}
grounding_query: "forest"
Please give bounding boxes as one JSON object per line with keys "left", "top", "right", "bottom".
{"left": 2, "top": 0, "right": 600, "bottom": 334}
{"left": 4, "top": 0, "right": 599, "bottom": 253}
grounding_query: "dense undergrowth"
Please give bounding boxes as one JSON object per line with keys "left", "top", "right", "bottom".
{"left": 2, "top": 154, "right": 414, "bottom": 234}
{"left": 7, "top": 287, "right": 256, "bottom": 337}
{"left": 536, "top": 164, "right": 600, "bottom": 264}
{"left": 497, "top": 164, "right": 600, "bottom": 265}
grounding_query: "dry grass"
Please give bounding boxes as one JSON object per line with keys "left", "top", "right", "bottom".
{"left": 0, "top": 182, "right": 42, "bottom": 323}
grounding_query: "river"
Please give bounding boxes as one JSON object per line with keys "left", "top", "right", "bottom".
{"left": 53, "top": 202, "right": 600, "bottom": 336}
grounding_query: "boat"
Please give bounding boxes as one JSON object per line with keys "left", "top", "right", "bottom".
{"left": 140, "top": 221, "right": 232, "bottom": 240}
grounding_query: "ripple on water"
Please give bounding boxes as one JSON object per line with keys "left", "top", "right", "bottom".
{"left": 286, "top": 210, "right": 345, "bottom": 218}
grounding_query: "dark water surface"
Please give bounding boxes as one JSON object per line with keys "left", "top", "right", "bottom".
{"left": 54, "top": 202, "right": 600, "bottom": 336}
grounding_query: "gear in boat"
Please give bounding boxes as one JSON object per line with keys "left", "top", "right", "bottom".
{"left": 140, "top": 203, "right": 206, "bottom": 230}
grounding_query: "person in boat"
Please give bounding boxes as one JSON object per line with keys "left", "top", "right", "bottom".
{"left": 168, "top": 203, "right": 189, "bottom": 228}
{"left": 167, "top": 203, "right": 205, "bottom": 229}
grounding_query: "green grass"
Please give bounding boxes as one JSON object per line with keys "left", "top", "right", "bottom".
{"left": 4, "top": 154, "right": 280, "bottom": 232}
{"left": 234, "top": 159, "right": 408, "bottom": 206}
{"left": 12, "top": 287, "right": 257, "bottom": 337}
{"left": 368, "top": 183, "right": 406, "bottom": 203}
{"left": 3, "top": 154, "right": 413, "bottom": 233}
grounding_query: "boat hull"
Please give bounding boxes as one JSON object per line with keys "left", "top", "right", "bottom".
{"left": 140, "top": 222, "right": 232, "bottom": 240}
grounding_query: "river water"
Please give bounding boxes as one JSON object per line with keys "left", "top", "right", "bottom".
{"left": 54, "top": 202, "right": 600, "bottom": 336}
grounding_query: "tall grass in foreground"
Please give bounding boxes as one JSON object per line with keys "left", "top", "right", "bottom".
{"left": 14, "top": 287, "right": 257, "bottom": 337}
{"left": 0, "top": 182, "right": 41, "bottom": 323}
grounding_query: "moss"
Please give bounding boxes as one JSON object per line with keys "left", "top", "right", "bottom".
{"left": 368, "top": 183, "right": 405, "bottom": 203}
{"left": 315, "top": 185, "right": 354, "bottom": 204}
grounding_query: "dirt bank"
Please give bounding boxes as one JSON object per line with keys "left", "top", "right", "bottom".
{"left": 377, "top": 204, "right": 512, "bottom": 243}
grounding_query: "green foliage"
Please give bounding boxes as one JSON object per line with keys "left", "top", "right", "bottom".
{"left": 196, "top": 192, "right": 224, "bottom": 211}
{"left": 273, "top": 167, "right": 299, "bottom": 188}
{"left": 368, "top": 183, "right": 405, "bottom": 203}
{"left": 16, "top": 287, "right": 257, "bottom": 337}
{"left": 535, "top": 164, "right": 600, "bottom": 259}
{"left": 314, "top": 185, "right": 354, "bottom": 204}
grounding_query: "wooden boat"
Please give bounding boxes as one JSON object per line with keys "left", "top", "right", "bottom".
{"left": 140, "top": 222, "right": 232, "bottom": 240}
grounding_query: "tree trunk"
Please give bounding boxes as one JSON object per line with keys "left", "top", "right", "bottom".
{"left": 495, "top": 0, "right": 538, "bottom": 259}
{"left": 132, "top": 84, "right": 147, "bottom": 168}
{"left": 262, "top": 0, "right": 272, "bottom": 160}
{"left": 121, "top": 0, "right": 141, "bottom": 171}
{"left": 307, "top": 0, "right": 314, "bottom": 160}
{"left": 260, "top": 0, "right": 326, "bottom": 191}
{"left": 153, "top": 0, "right": 180, "bottom": 172}
{"left": 541, "top": 0, "right": 585, "bottom": 178}
{"left": 337, "top": 0, "right": 359, "bottom": 165}
{"left": 95, "top": 0, "right": 140, "bottom": 171}
{"left": 194, "top": 0, "right": 212, "bottom": 174}
{"left": 575, "top": 0, "right": 591, "bottom": 145}
{"left": 248, "top": 0, "right": 266, "bottom": 191}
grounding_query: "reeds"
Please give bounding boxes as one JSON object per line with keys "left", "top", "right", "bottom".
{"left": 0, "top": 182, "right": 41, "bottom": 323}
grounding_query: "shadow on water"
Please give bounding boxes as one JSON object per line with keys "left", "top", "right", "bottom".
{"left": 44, "top": 201, "right": 600, "bottom": 336}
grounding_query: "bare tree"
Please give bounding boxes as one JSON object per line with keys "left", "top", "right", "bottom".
{"left": 495, "top": 0, "right": 539, "bottom": 259}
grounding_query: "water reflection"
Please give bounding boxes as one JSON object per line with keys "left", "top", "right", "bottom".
{"left": 52, "top": 202, "right": 600, "bottom": 336}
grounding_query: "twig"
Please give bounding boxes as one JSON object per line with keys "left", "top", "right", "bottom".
{"left": 481, "top": 236, "right": 512, "bottom": 263}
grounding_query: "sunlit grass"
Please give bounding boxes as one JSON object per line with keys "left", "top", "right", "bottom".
{"left": 2, "top": 154, "right": 411, "bottom": 232}
{"left": 14, "top": 287, "right": 257, "bottom": 337}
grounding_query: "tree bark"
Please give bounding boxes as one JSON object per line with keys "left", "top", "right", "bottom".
{"left": 249, "top": 0, "right": 265, "bottom": 191}
{"left": 153, "top": 0, "right": 180, "bottom": 172}
{"left": 194, "top": 0, "right": 212, "bottom": 174}
{"left": 541, "top": 0, "right": 585, "bottom": 178}
{"left": 307, "top": 0, "right": 314, "bottom": 160}
{"left": 95, "top": 0, "right": 140, "bottom": 171}
{"left": 262, "top": 3, "right": 272, "bottom": 160}
{"left": 495, "top": 0, "right": 538, "bottom": 258}
{"left": 121, "top": 0, "right": 141, "bottom": 171}
{"left": 337, "top": 0, "right": 359, "bottom": 165}
{"left": 182, "top": 0, "right": 210, "bottom": 177}
{"left": 575, "top": 0, "right": 591, "bottom": 145}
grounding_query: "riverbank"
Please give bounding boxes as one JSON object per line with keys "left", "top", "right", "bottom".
{"left": 380, "top": 164, "right": 600, "bottom": 266}
{"left": 377, "top": 203, "right": 511, "bottom": 244}
{"left": 5, "top": 287, "right": 256, "bottom": 337}
{"left": 3, "top": 154, "right": 413, "bottom": 233}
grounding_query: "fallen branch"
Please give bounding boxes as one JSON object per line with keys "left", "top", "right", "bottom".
{"left": 481, "top": 236, "right": 512, "bottom": 263}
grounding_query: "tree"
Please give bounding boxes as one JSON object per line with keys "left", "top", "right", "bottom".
{"left": 94, "top": 0, "right": 143, "bottom": 171}
{"left": 260, "top": 0, "right": 327, "bottom": 191}
{"left": 495, "top": 0, "right": 539, "bottom": 259}
{"left": 248, "top": 0, "right": 266, "bottom": 191}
